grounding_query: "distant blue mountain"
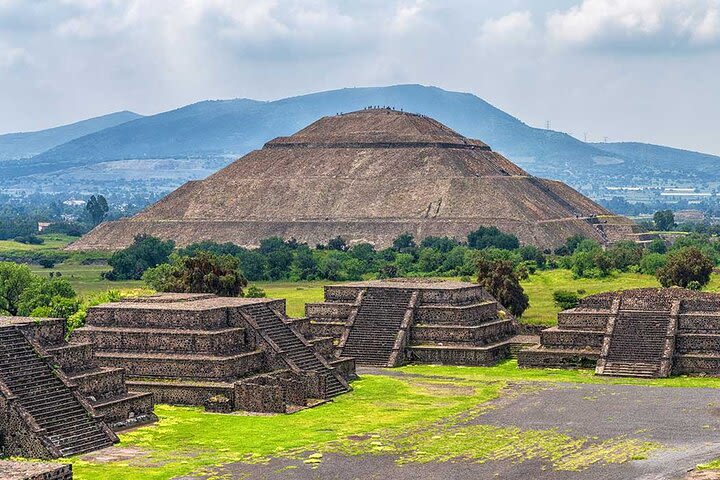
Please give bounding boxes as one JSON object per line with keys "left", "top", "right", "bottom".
{"left": 591, "top": 142, "right": 720, "bottom": 175}
{"left": 0, "top": 110, "right": 142, "bottom": 162}
{"left": 4, "top": 85, "right": 719, "bottom": 184}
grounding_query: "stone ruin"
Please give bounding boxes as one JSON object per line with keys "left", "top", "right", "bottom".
{"left": 0, "top": 460, "right": 72, "bottom": 480}
{"left": 306, "top": 279, "right": 534, "bottom": 367}
{"left": 70, "top": 293, "right": 355, "bottom": 415}
{"left": 68, "top": 109, "right": 639, "bottom": 252}
{"left": 518, "top": 288, "right": 720, "bottom": 378}
{"left": 0, "top": 316, "right": 155, "bottom": 459}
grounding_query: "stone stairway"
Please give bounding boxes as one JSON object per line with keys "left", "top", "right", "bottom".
{"left": 342, "top": 288, "right": 415, "bottom": 366}
{"left": 600, "top": 310, "right": 674, "bottom": 378}
{"left": 0, "top": 327, "right": 115, "bottom": 457}
{"left": 242, "top": 304, "right": 348, "bottom": 397}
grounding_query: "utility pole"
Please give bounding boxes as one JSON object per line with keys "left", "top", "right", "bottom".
{"left": 603, "top": 136, "right": 608, "bottom": 143}
{"left": 584, "top": 132, "right": 588, "bottom": 142}
{"left": 545, "top": 120, "right": 551, "bottom": 130}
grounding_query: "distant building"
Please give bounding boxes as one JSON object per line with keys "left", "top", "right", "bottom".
{"left": 37, "top": 222, "right": 52, "bottom": 232}
{"left": 63, "top": 199, "right": 86, "bottom": 206}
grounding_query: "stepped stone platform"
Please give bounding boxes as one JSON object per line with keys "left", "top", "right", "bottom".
{"left": 518, "top": 288, "right": 720, "bottom": 378}
{"left": 306, "top": 279, "right": 531, "bottom": 367}
{"left": 0, "top": 460, "right": 72, "bottom": 480}
{"left": 71, "top": 293, "right": 355, "bottom": 414}
{"left": 68, "top": 109, "right": 639, "bottom": 252}
{"left": 0, "top": 316, "right": 150, "bottom": 459}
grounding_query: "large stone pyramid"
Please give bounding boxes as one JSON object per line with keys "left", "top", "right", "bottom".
{"left": 69, "top": 109, "right": 637, "bottom": 251}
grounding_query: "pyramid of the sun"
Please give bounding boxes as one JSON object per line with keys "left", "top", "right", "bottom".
{"left": 68, "top": 109, "right": 638, "bottom": 251}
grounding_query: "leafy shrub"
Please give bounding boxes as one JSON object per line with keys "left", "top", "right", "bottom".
{"left": 104, "top": 234, "right": 175, "bottom": 280}
{"left": 476, "top": 258, "right": 529, "bottom": 317}
{"left": 144, "top": 252, "right": 247, "bottom": 297}
{"left": 656, "top": 247, "right": 714, "bottom": 289}
{"left": 245, "top": 285, "right": 267, "bottom": 298}
{"left": 467, "top": 226, "right": 519, "bottom": 251}
{"left": 553, "top": 290, "right": 580, "bottom": 310}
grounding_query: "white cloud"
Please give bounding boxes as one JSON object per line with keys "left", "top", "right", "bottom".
{"left": 0, "top": 43, "right": 31, "bottom": 69}
{"left": 391, "top": 0, "right": 426, "bottom": 33}
{"left": 479, "top": 11, "right": 534, "bottom": 46}
{"left": 547, "top": 0, "right": 720, "bottom": 50}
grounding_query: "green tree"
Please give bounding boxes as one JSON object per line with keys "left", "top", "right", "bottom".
{"left": 467, "top": 226, "right": 519, "bottom": 250}
{"left": 318, "top": 251, "right": 343, "bottom": 280}
{"left": 420, "top": 236, "right": 459, "bottom": 253}
{"left": 291, "top": 245, "right": 319, "bottom": 280}
{"left": 653, "top": 210, "right": 676, "bottom": 231}
{"left": 145, "top": 252, "right": 247, "bottom": 297}
{"left": 85, "top": 194, "right": 109, "bottom": 227}
{"left": 639, "top": 252, "right": 667, "bottom": 275}
{"left": 327, "top": 236, "right": 349, "bottom": 252}
{"left": 392, "top": 233, "right": 417, "bottom": 254}
{"left": 647, "top": 238, "right": 667, "bottom": 254}
{"left": 17, "top": 277, "right": 77, "bottom": 317}
{"left": 553, "top": 290, "right": 580, "bottom": 310}
{"left": 105, "top": 235, "right": 175, "bottom": 280}
{"left": 0, "top": 262, "right": 35, "bottom": 315}
{"left": 476, "top": 258, "right": 529, "bottom": 317}
{"left": 656, "top": 247, "right": 714, "bottom": 288}
{"left": 607, "top": 241, "right": 643, "bottom": 271}
{"left": 417, "top": 248, "right": 443, "bottom": 273}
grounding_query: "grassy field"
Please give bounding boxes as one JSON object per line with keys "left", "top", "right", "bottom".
{"left": 0, "top": 234, "right": 77, "bottom": 253}
{"left": 55, "top": 361, "right": 720, "bottom": 480}
{"left": 26, "top": 262, "right": 720, "bottom": 324}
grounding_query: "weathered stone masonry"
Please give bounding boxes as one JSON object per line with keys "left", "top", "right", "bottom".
{"left": 306, "top": 279, "right": 533, "bottom": 367}
{"left": 72, "top": 293, "right": 356, "bottom": 414}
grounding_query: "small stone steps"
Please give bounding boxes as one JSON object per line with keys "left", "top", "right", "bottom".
{"left": 0, "top": 327, "right": 115, "bottom": 457}
{"left": 242, "top": 303, "right": 349, "bottom": 398}
{"left": 599, "top": 310, "right": 674, "bottom": 378}
{"left": 342, "top": 289, "right": 414, "bottom": 366}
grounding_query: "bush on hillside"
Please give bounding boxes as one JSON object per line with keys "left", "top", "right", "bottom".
{"left": 476, "top": 258, "right": 529, "bottom": 317}
{"left": 104, "top": 234, "right": 175, "bottom": 280}
{"left": 656, "top": 247, "right": 714, "bottom": 289}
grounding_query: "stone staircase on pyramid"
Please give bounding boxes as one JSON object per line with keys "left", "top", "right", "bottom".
{"left": 241, "top": 303, "right": 349, "bottom": 397}
{"left": 339, "top": 288, "right": 416, "bottom": 367}
{"left": 0, "top": 326, "right": 116, "bottom": 458}
{"left": 596, "top": 305, "right": 677, "bottom": 378}
{"left": 74, "top": 294, "right": 354, "bottom": 414}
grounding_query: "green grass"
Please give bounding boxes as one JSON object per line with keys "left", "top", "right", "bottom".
{"left": 61, "top": 359, "right": 716, "bottom": 479}
{"left": 29, "top": 264, "right": 144, "bottom": 296}
{"left": 0, "top": 234, "right": 76, "bottom": 253}
{"left": 256, "top": 280, "right": 328, "bottom": 318}
{"left": 520, "top": 270, "right": 720, "bottom": 326}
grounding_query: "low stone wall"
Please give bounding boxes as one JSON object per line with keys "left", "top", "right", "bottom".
{"left": 73, "top": 327, "right": 246, "bottom": 354}
{"left": 540, "top": 328, "right": 604, "bottom": 349}
{"left": 517, "top": 347, "right": 599, "bottom": 369}
{"left": 305, "top": 302, "right": 354, "bottom": 320}
{"left": 408, "top": 344, "right": 510, "bottom": 366}
{"left": 411, "top": 320, "right": 514, "bottom": 345}
{"left": 96, "top": 351, "right": 266, "bottom": 380}
{"left": 89, "top": 307, "right": 231, "bottom": 329}
{"left": 0, "top": 460, "right": 72, "bottom": 480}
{"left": 414, "top": 302, "right": 501, "bottom": 325}
{"left": 12, "top": 319, "right": 66, "bottom": 347}
{"left": 675, "top": 334, "right": 720, "bottom": 354}
{"left": 310, "top": 337, "right": 335, "bottom": 356}
{"left": 329, "top": 358, "right": 357, "bottom": 380}
{"left": 94, "top": 393, "right": 155, "bottom": 428}
{"left": 128, "top": 381, "right": 234, "bottom": 407}
{"left": 46, "top": 343, "right": 94, "bottom": 374}
{"left": 673, "top": 354, "right": 720, "bottom": 375}
{"left": 307, "top": 321, "right": 345, "bottom": 342}
{"left": 70, "top": 368, "right": 126, "bottom": 401}
{"left": 557, "top": 311, "right": 612, "bottom": 330}
{"left": 677, "top": 314, "right": 720, "bottom": 333}
{"left": 417, "top": 286, "right": 492, "bottom": 306}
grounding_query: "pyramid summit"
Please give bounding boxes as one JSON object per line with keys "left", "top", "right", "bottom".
{"left": 69, "top": 108, "right": 638, "bottom": 251}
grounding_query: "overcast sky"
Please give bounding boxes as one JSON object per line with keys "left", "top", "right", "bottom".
{"left": 1, "top": 0, "right": 719, "bottom": 154}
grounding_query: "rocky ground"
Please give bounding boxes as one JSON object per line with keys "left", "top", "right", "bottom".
{"left": 187, "top": 370, "right": 720, "bottom": 480}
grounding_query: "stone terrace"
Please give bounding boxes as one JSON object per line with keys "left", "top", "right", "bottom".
{"left": 0, "top": 460, "right": 72, "bottom": 480}
{"left": 518, "top": 288, "right": 720, "bottom": 378}
{"left": 306, "top": 279, "right": 533, "bottom": 367}
{"left": 72, "top": 294, "right": 355, "bottom": 414}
